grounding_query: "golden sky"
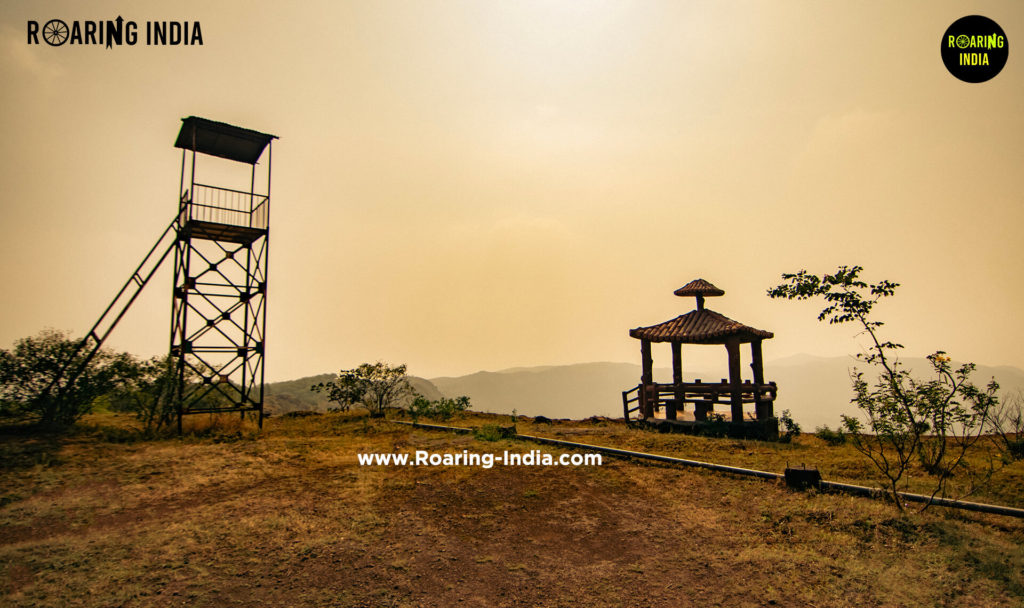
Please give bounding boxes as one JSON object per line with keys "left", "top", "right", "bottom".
{"left": 1, "top": 1, "right": 1022, "bottom": 380}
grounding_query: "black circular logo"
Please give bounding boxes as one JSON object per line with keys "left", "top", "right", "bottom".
{"left": 42, "top": 19, "right": 69, "bottom": 46}
{"left": 941, "top": 16, "right": 1008, "bottom": 83}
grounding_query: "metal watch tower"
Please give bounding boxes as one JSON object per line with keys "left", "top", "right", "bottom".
{"left": 170, "top": 117, "right": 277, "bottom": 430}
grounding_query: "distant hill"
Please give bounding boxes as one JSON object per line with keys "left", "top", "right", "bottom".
{"left": 263, "top": 357, "right": 1024, "bottom": 426}
{"left": 430, "top": 362, "right": 649, "bottom": 421}
{"left": 427, "top": 357, "right": 1024, "bottom": 429}
{"left": 263, "top": 373, "right": 335, "bottom": 413}
{"left": 264, "top": 373, "right": 444, "bottom": 414}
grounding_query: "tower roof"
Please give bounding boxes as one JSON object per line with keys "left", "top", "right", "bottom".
{"left": 174, "top": 116, "right": 277, "bottom": 164}
{"left": 673, "top": 278, "right": 725, "bottom": 298}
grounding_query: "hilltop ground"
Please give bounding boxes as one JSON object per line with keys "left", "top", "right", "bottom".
{"left": 2, "top": 411, "right": 1023, "bottom": 607}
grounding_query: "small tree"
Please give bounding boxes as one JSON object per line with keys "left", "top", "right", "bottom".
{"left": 768, "top": 266, "right": 998, "bottom": 511}
{"left": 0, "top": 329, "right": 132, "bottom": 429}
{"left": 989, "top": 390, "right": 1024, "bottom": 460}
{"left": 312, "top": 361, "right": 414, "bottom": 418}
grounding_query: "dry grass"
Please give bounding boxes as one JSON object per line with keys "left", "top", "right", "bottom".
{"left": 495, "top": 414, "right": 1024, "bottom": 509}
{"left": 1, "top": 409, "right": 1022, "bottom": 607}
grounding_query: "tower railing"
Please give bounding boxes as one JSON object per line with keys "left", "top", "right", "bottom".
{"left": 181, "top": 183, "right": 269, "bottom": 230}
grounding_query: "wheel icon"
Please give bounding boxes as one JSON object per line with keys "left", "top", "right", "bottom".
{"left": 956, "top": 34, "right": 970, "bottom": 49}
{"left": 42, "top": 19, "right": 69, "bottom": 46}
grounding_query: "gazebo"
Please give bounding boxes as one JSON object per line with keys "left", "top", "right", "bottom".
{"left": 623, "top": 279, "right": 778, "bottom": 425}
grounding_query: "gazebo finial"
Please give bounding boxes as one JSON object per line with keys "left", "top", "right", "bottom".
{"left": 673, "top": 278, "right": 724, "bottom": 311}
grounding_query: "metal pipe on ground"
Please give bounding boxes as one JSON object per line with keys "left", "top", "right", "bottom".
{"left": 391, "top": 421, "right": 1024, "bottom": 519}
{"left": 517, "top": 433, "right": 782, "bottom": 481}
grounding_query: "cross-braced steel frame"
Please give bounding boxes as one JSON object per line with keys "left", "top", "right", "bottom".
{"left": 170, "top": 128, "right": 273, "bottom": 432}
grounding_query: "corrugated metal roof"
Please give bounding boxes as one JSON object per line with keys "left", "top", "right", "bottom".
{"left": 674, "top": 278, "right": 725, "bottom": 297}
{"left": 629, "top": 308, "right": 773, "bottom": 344}
{"left": 174, "top": 116, "right": 277, "bottom": 164}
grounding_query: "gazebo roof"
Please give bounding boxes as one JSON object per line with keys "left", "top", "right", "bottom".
{"left": 629, "top": 308, "right": 773, "bottom": 344}
{"left": 674, "top": 278, "right": 725, "bottom": 298}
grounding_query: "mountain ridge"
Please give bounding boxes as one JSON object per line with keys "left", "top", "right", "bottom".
{"left": 263, "top": 355, "right": 1024, "bottom": 429}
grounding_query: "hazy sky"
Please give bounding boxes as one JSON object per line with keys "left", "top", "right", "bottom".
{"left": 1, "top": 1, "right": 1022, "bottom": 381}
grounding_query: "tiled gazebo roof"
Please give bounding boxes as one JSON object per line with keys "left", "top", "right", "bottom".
{"left": 629, "top": 308, "right": 773, "bottom": 344}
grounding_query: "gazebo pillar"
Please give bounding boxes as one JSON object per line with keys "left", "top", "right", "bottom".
{"left": 640, "top": 338, "right": 653, "bottom": 418}
{"left": 668, "top": 341, "right": 682, "bottom": 420}
{"left": 726, "top": 338, "right": 743, "bottom": 422}
{"left": 750, "top": 338, "right": 771, "bottom": 420}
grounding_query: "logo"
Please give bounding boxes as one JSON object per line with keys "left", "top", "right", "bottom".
{"left": 941, "top": 15, "right": 1008, "bottom": 83}
{"left": 41, "top": 19, "right": 69, "bottom": 46}
{"left": 27, "top": 17, "right": 203, "bottom": 48}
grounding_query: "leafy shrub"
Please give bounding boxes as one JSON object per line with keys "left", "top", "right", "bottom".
{"left": 107, "top": 355, "right": 178, "bottom": 433}
{"left": 408, "top": 395, "right": 470, "bottom": 422}
{"left": 698, "top": 413, "right": 729, "bottom": 437}
{"left": 815, "top": 424, "right": 847, "bottom": 446}
{"left": 0, "top": 329, "right": 133, "bottom": 429}
{"left": 778, "top": 409, "right": 801, "bottom": 443}
{"left": 474, "top": 424, "right": 514, "bottom": 441}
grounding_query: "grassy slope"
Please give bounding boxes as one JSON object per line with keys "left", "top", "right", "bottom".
{"left": 1, "top": 411, "right": 1022, "bottom": 607}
